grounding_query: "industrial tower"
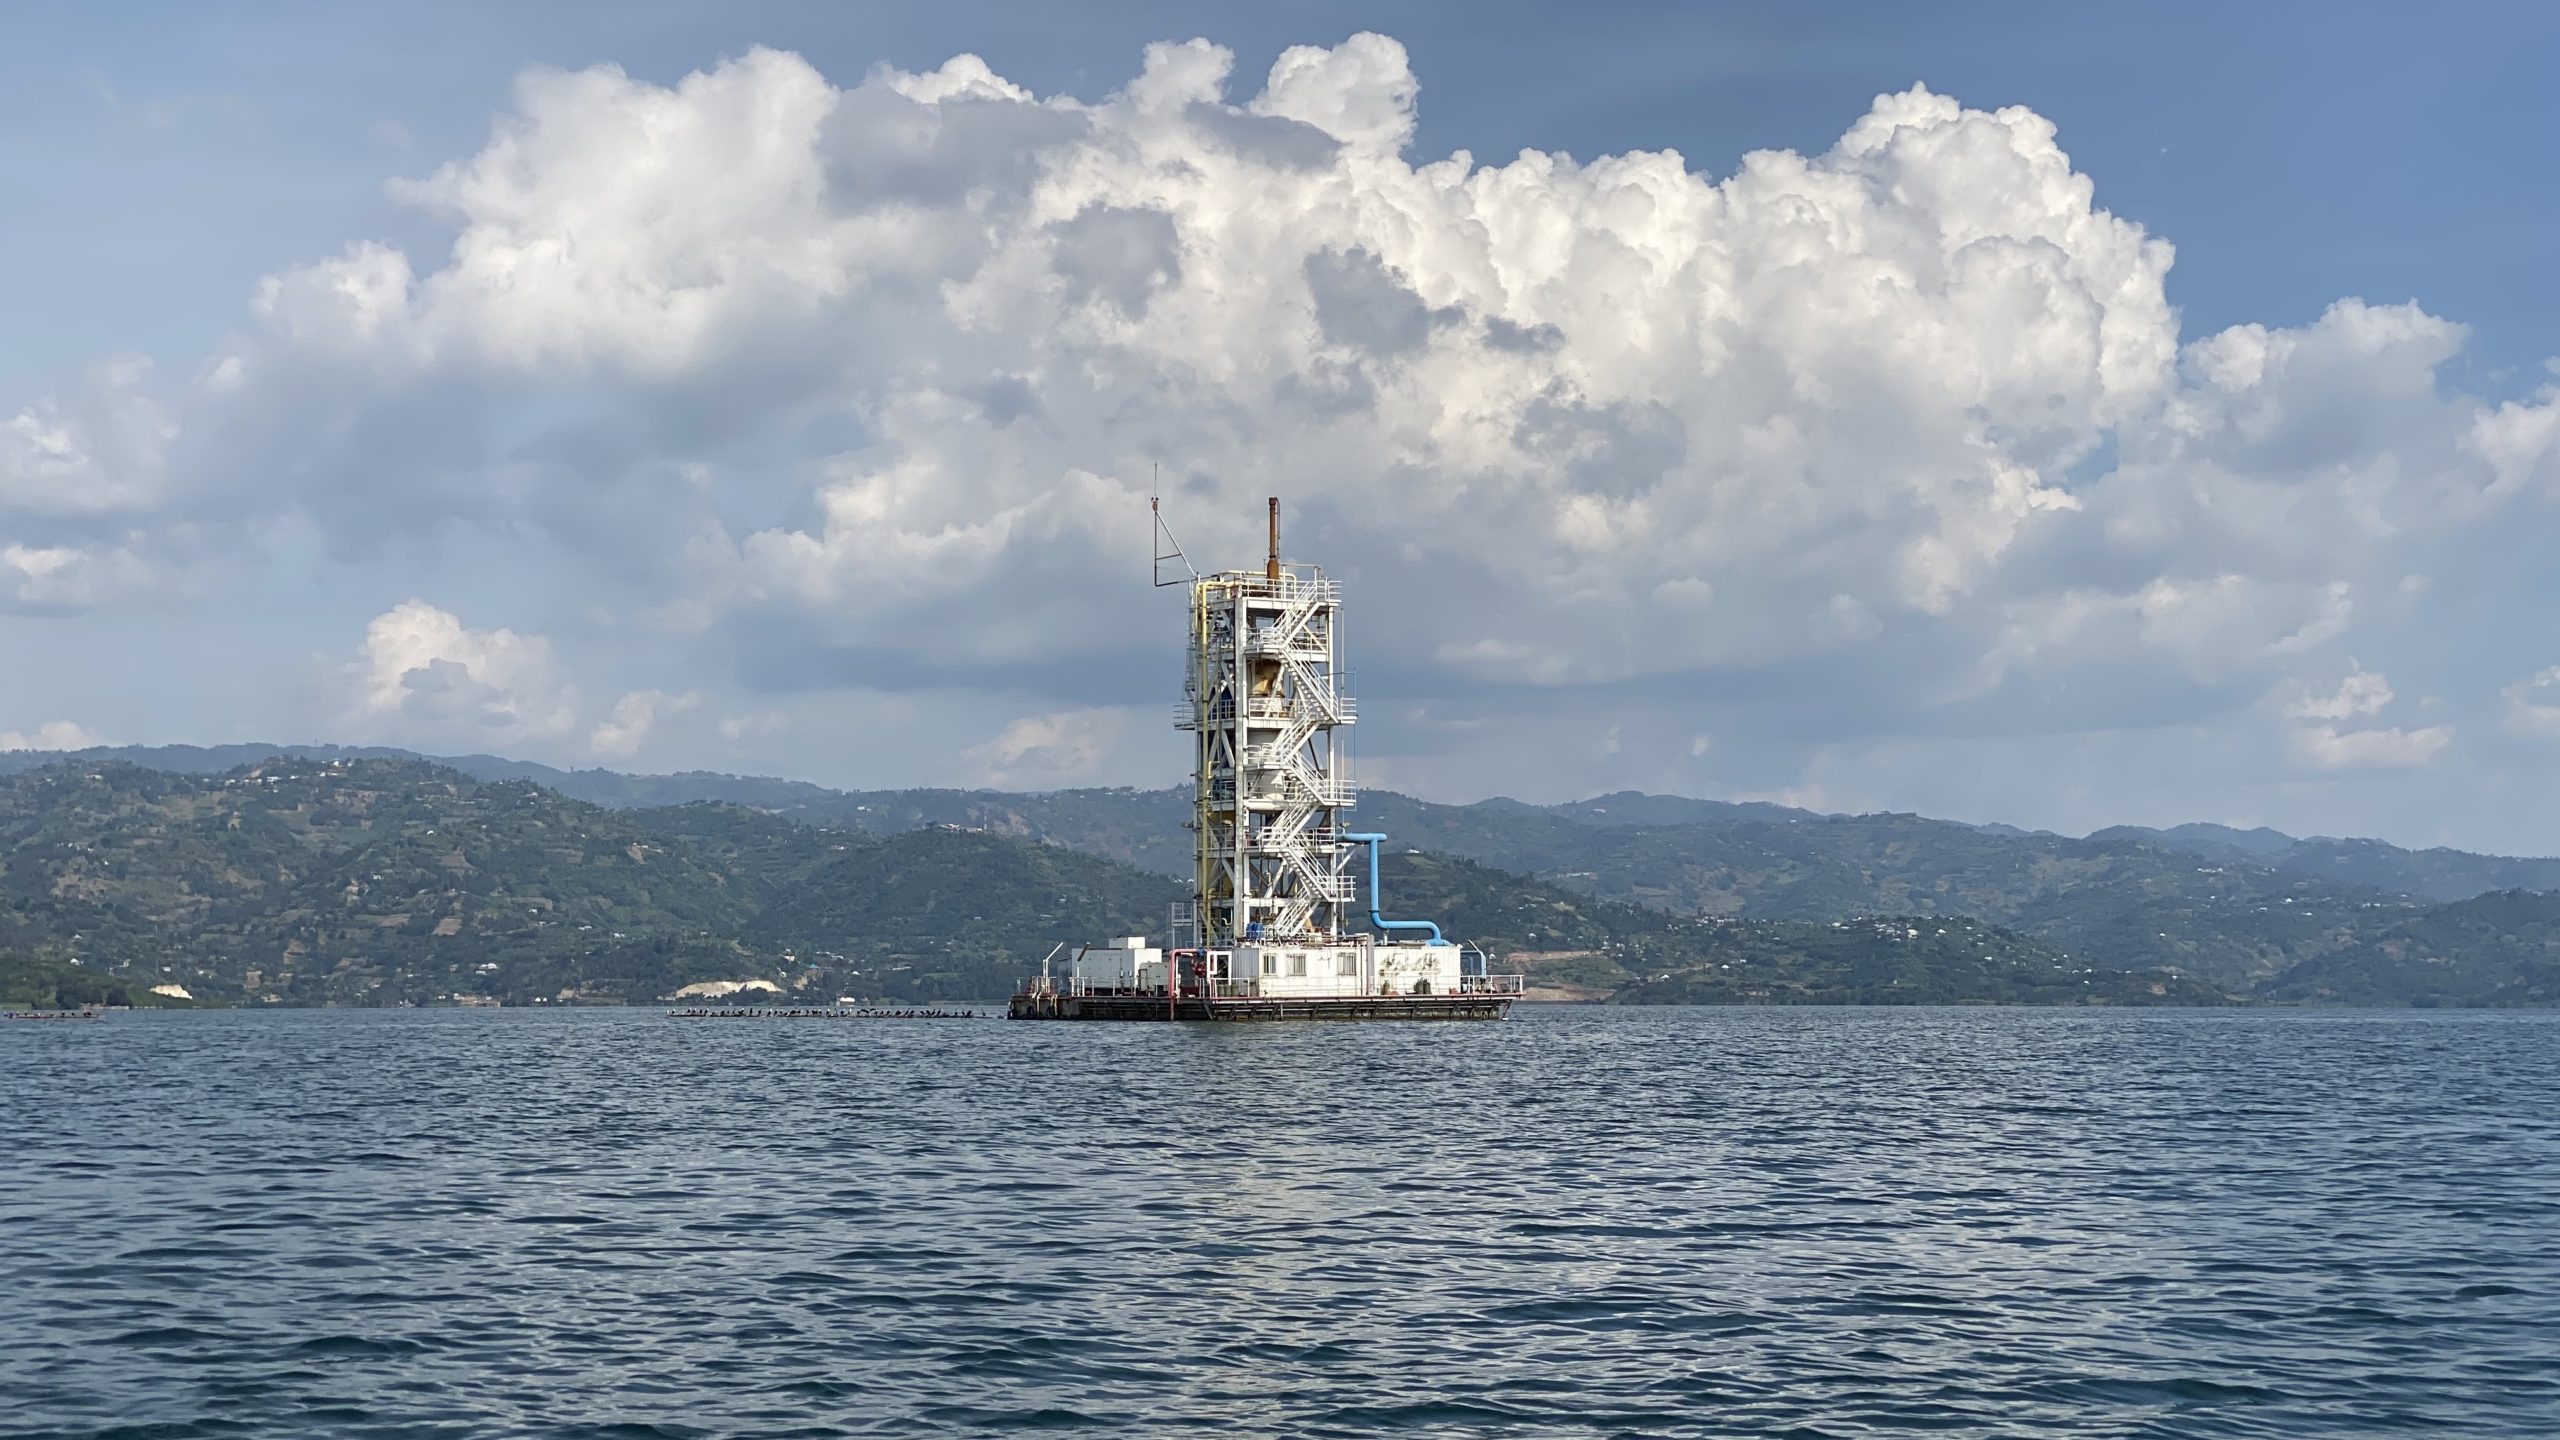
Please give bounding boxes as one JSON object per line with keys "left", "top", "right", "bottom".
{"left": 1175, "top": 498, "right": 1356, "bottom": 948}
{"left": 1006, "top": 497, "right": 1520, "bottom": 1020}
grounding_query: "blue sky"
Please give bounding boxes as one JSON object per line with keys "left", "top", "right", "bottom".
{"left": 4, "top": 3, "right": 2559, "bottom": 850}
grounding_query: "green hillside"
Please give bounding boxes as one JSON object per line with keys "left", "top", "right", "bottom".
{"left": 2, "top": 758, "right": 2236, "bottom": 1009}
{"left": 0, "top": 761, "right": 768, "bottom": 1006}
{"left": 2100, "top": 824, "right": 2560, "bottom": 901}
{"left": 669, "top": 781, "right": 2413, "bottom": 992}
{"left": 6, "top": 751, "right": 2557, "bottom": 1007}
{"left": 1376, "top": 849, "right": 2225, "bottom": 1006}
{"left": 0, "top": 760, "right": 1176, "bottom": 1006}
{"left": 1350, "top": 807, "right": 2400, "bottom": 991}
{"left": 742, "top": 824, "right": 1183, "bottom": 997}
{"left": 2258, "top": 890, "right": 2560, "bottom": 1006}
{"left": 17, "top": 745, "right": 2557, "bottom": 964}
{"left": 0, "top": 953, "right": 196, "bottom": 1011}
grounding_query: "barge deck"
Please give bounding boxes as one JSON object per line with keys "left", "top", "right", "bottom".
{"left": 1008, "top": 974, "right": 1523, "bottom": 1021}
{"left": 1009, "top": 990, "right": 1516, "bottom": 1021}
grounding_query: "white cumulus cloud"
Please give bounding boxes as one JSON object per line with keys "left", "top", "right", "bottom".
{"left": 2290, "top": 668, "right": 2395, "bottom": 723}
{"left": 181, "top": 37, "right": 2193, "bottom": 687}
{"left": 589, "top": 688, "right": 700, "bottom": 757}
{"left": 2293, "top": 722, "right": 2453, "bottom": 771}
{"left": 0, "top": 720, "right": 106, "bottom": 751}
{"left": 963, "top": 707, "right": 1130, "bottom": 787}
{"left": 2, "top": 540, "right": 159, "bottom": 609}
{"left": 0, "top": 356, "right": 175, "bottom": 517}
{"left": 0, "top": 34, "right": 2555, "bottom": 839}
{"left": 2502, "top": 667, "right": 2560, "bottom": 739}
{"left": 351, "top": 600, "right": 580, "bottom": 739}
{"left": 2287, "top": 667, "right": 2451, "bottom": 771}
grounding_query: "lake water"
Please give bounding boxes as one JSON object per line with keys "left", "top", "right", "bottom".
{"left": 5, "top": 1006, "right": 2557, "bottom": 1438}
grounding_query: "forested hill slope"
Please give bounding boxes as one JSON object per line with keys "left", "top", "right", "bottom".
{"left": 0, "top": 758, "right": 2232, "bottom": 1009}
{"left": 2257, "top": 890, "right": 2560, "bottom": 1006}
{"left": 6, "top": 747, "right": 2557, "bottom": 1005}
{"left": 11, "top": 744, "right": 2552, "bottom": 917}
{"left": 0, "top": 759, "right": 1179, "bottom": 1007}
{"left": 1372, "top": 850, "right": 2228, "bottom": 1006}
{"left": 2093, "top": 825, "right": 2560, "bottom": 901}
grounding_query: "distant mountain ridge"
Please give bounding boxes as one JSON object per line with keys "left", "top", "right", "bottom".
{"left": 4, "top": 743, "right": 2557, "bottom": 1004}
{"left": 15, "top": 732, "right": 2539, "bottom": 881}
{"left": 2095, "top": 821, "right": 2301, "bottom": 858}
{"left": 14, "top": 742, "right": 2554, "bottom": 892}
{"left": 0, "top": 757, "right": 2226, "bottom": 1010}
{"left": 2257, "top": 890, "right": 2560, "bottom": 1006}
{"left": 0, "top": 757, "right": 1182, "bottom": 1007}
{"left": 2089, "top": 825, "right": 2560, "bottom": 901}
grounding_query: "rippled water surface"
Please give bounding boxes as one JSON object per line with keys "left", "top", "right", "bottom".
{"left": 6, "top": 1007, "right": 2559, "bottom": 1438}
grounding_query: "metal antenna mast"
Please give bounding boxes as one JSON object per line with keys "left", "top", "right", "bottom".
{"left": 1151, "top": 487, "right": 1197, "bottom": 589}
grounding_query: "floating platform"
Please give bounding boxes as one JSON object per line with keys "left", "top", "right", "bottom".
{"left": 1008, "top": 500, "right": 1525, "bottom": 1024}
{"left": 5, "top": 1009, "right": 105, "bottom": 1022}
{"left": 1008, "top": 989, "right": 1514, "bottom": 1022}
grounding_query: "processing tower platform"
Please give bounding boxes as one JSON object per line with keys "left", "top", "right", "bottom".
{"left": 1009, "top": 499, "right": 1522, "bottom": 1022}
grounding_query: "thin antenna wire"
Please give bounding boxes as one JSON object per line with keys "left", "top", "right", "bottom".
{"left": 1150, "top": 480, "right": 1197, "bottom": 587}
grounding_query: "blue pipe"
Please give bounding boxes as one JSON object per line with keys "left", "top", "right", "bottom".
{"left": 1344, "top": 832, "right": 1447, "bottom": 945}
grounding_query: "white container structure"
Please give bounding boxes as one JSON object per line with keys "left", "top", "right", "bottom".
{"left": 1011, "top": 500, "right": 1522, "bottom": 1021}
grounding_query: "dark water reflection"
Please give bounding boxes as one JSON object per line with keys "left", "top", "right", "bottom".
{"left": 5, "top": 1007, "right": 2557, "bottom": 1437}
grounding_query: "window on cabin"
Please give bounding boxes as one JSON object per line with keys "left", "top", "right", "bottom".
{"left": 1289, "top": 953, "right": 1307, "bottom": 976}
{"left": 1336, "top": 954, "right": 1358, "bottom": 977}
{"left": 1260, "top": 953, "right": 1277, "bottom": 976}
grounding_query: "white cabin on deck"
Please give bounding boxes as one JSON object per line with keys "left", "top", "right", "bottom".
{"left": 1228, "top": 939, "right": 1460, "bottom": 997}
{"left": 1069, "top": 938, "right": 1167, "bottom": 991}
{"left": 1061, "top": 934, "right": 1485, "bottom": 1000}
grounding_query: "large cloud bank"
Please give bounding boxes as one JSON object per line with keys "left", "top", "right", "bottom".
{"left": 4, "top": 35, "right": 2557, "bottom": 839}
